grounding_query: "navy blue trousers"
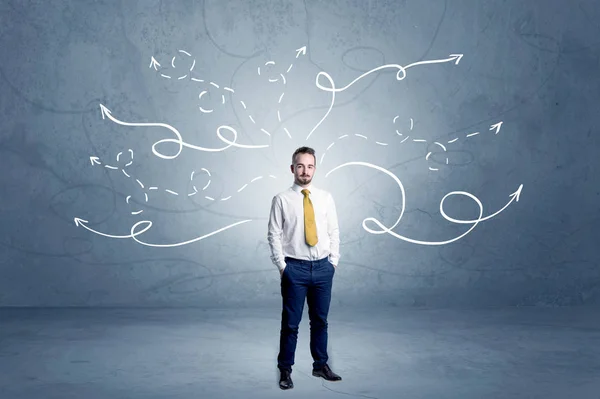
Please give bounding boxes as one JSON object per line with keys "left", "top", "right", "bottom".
{"left": 277, "top": 256, "right": 335, "bottom": 372}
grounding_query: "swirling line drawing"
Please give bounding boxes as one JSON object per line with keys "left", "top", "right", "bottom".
{"left": 307, "top": 54, "right": 463, "bottom": 140}
{"left": 76, "top": 47, "right": 522, "bottom": 248}
{"left": 325, "top": 161, "right": 523, "bottom": 245}
{"left": 149, "top": 47, "right": 308, "bottom": 139}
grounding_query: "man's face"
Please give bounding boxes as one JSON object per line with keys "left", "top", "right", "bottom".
{"left": 291, "top": 152, "right": 316, "bottom": 186}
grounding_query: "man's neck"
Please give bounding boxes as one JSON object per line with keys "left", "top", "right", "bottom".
{"left": 294, "top": 181, "right": 311, "bottom": 189}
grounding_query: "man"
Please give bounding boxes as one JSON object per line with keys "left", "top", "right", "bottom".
{"left": 267, "top": 146, "right": 342, "bottom": 390}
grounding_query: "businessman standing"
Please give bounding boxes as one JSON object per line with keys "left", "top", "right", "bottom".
{"left": 267, "top": 146, "right": 342, "bottom": 390}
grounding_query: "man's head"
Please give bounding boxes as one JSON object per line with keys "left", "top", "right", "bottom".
{"left": 290, "top": 146, "right": 316, "bottom": 187}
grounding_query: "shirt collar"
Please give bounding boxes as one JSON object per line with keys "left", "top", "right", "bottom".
{"left": 292, "top": 182, "right": 314, "bottom": 193}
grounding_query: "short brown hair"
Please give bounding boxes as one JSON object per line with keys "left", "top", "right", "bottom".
{"left": 292, "top": 146, "right": 316, "bottom": 166}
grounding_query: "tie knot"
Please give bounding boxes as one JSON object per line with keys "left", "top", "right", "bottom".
{"left": 301, "top": 189, "right": 310, "bottom": 197}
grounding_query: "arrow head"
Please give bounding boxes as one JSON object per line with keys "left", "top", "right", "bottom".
{"left": 89, "top": 156, "right": 101, "bottom": 165}
{"left": 99, "top": 104, "right": 111, "bottom": 120}
{"left": 73, "top": 217, "right": 89, "bottom": 227}
{"left": 449, "top": 53, "right": 463, "bottom": 65}
{"left": 509, "top": 184, "right": 524, "bottom": 202}
{"left": 489, "top": 121, "right": 503, "bottom": 134}
{"left": 295, "top": 46, "right": 307, "bottom": 58}
{"left": 149, "top": 56, "right": 161, "bottom": 70}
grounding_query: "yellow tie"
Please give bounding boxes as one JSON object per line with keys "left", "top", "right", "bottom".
{"left": 301, "top": 189, "right": 318, "bottom": 246}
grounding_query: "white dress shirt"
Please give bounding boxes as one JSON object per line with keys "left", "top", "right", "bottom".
{"left": 267, "top": 182, "right": 340, "bottom": 272}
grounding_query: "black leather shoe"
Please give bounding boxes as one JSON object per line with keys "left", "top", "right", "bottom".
{"left": 312, "top": 364, "right": 342, "bottom": 381}
{"left": 279, "top": 369, "right": 294, "bottom": 389}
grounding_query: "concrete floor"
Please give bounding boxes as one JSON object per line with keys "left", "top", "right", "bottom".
{"left": 0, "top": 306, "right": 599, "bottom": 399}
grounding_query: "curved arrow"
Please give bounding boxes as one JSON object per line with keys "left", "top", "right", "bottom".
{"left": 99, "top": 104, "right": 268, "bottom": 160}
{"left": 307, "top": 54, "right": 463, "bottom": 140}
{"left": 129, "top": 219, "right": 252, "bottom": 248}
{"left": 325, "top": 161, "right": 522, "bottom": 246}
{"left": 316, "top": 53, "right": 463, "bottom": 94}
{"left": 445, "top": 184, "right": 523, "bottom": 224}
{"left": 73, "top": 217, "right": 151, "bottom": 239}
{"left": 74, "top": 217, "right": 253, "bottom": 247}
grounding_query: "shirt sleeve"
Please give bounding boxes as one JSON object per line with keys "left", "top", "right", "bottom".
{"left": 267, "top": 195, "right": 287, "bottom": 271}
{"left": 327, "top": 192, "right": 340, "bottom": 266}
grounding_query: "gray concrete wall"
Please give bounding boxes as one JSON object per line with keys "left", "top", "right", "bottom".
{"left": 1, "top": 0, "right": 598, "bottom": 308}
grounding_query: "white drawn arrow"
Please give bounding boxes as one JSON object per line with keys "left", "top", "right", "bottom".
{"left": 490, "top": 121, "right": 503, "bottom": 134}
{"left": 308, "top": 54, "right": 464, "bottom": 140}
{"left": 100, "top": 103, "right": 185, "bottom": 159}
{"left": 129, "top": 219, "right": 252, "bottom": 247}
{"left": 74, "top": 217, "right": 149, "bottom": 239}
{"left": 295, "top": 46, "right": 307, "bottom": 58}
{"left": 316, "top": 53, "right": 463, "bottom": 94}
{"left": 405, "top": 53, "right": 463, "bottom": 69}
{"left": 273, "top": 46, "right": 308, "bottom": 139}
{"left": 99, "top": 104, "right": 267, "bottom": 160}
{"left": 74, "top": 217, "right": 253, "bottom": 247}
{"left": 325, "top": 161, "right": 522, "bottom": 245}
{"left": 89, "top": 155, "right": 118, "bottom": 169}
{"left": 99, "top": 103, "right": 177, "bottom": 159}
{"left": 149, "top": 56, "right": 161, "bottom": 70}
{"left": 447, "top": 184, "right": 523, "bottom": 224}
